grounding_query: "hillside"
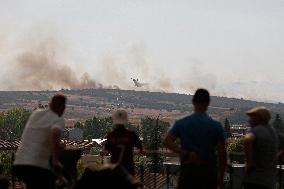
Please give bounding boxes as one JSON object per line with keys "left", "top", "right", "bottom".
{"left": 0, "top": 89, "right": 283, "bottom": 125}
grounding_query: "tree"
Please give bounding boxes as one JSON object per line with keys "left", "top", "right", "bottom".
{"left": 228, "top": 138, "right": 244, "bottom": 153}
{"left": 74, "top": 121, "right": 84, "bottom": 130}
{"left": 76, "top": 116, "right": 141, "bottom": 140}
{"left": 141, "top": 116, "right": 170, "bottom": 173}
{"left": 126, "top": 124, "right": 141, "bottom": 137}
{"left": 141, "top": 117, "right": 169, "bottom": 150}
{"left": 75, "top": 116, "right": 113, "bottom": 139}
{"left": 0, "top": 108, "right": 31, "bottom": 140}
{"left": 272, "top": 114, "right": 284, "bottom": 134}
{"left": 227, "top": 138, "right": 245, "bottom": 164}
{"left": 0, "top": 152, "right": 13, "bottom": 178}
{"left": 224, "top": 118, "right": 232, "bottom": 138}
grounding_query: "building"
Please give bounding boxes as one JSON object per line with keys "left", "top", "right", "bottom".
{"left": 62, "top": 127, "right": 83, "bottom": 141}
{"left": 231, "top": 124, "right": 248, "bottom": 138}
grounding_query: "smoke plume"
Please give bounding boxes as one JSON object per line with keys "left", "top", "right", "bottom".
{"left": 97, "top": 43, "right": 176, "bottom": 92}
{"left": 1, "top": 28, "right": 282, "bottom": 103}
{"left": 2, "top": 35, "right": 102, "bottom": 90}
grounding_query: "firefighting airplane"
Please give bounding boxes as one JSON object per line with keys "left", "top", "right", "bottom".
{"left": 131, "top": 78, "right": 148, "bottom": 87}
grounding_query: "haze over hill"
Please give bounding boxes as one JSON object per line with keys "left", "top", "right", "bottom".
{"left": 0, "top": 89, "right": 283, "bottom": 126}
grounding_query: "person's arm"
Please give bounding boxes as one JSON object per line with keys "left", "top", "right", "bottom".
{"left": 133, "top": 132, "right": 143, "bottom": 152}
{"left": 217, "top": 141, "right": 227, "bottom": 188}
{"left": 51, "top": 127, "right": 63, "bottom": 172}
{"left": 103, "top": 134, "right": 112, "bottom": 156}
{"left": 244, "top": 133, "right": 256, "bottom": 174}
{"left": 163, "top": 132, "right": 184, "bottom": 155}
{"left": 133, "top": 133, "right": 142, "bottom": 149}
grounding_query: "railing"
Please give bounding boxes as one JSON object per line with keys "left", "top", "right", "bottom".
{"left": 135, "top": 164, "right": 169, "bottom": 189}
{"left": 3, "top": 150, "right": 284, "bottom": 189}
{"left": 135, "top": 161, "right": 284, "bottom": 189}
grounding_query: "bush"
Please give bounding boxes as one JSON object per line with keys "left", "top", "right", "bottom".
{"left": 0, "top": 108, "right": 31, "bottom": 140}
{"left": 228, "top": 138, "right": 244, "bottom": 153}
{"left": 227, "top": 138, "right": 245, "bottom": 164}
{"left": 89, "top": 147, "right": 102, "bottom": 155}
{"left": 0, "top": 152, "right": 13, "bottom": 178}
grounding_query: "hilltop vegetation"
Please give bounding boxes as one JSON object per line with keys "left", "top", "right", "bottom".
{"left": 0, "top": 89, "right": 283, "bottom": 124}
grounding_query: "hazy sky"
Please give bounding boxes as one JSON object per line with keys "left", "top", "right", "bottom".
{"left": 0, "top": 0, "right": 284, "bottom": 102}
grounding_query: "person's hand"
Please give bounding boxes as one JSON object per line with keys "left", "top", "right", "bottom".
{"left": 52, "top": 160, "right": 63, "bottom": 174}
{"left": 182, "top": 151, "right": 203, "bottom": 164}
{"left": 53, "top": 160, "right": 65, "bottom": 183}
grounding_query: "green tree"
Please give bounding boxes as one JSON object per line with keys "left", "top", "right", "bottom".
{"left": 74, "top": 121, "right": 84, "bottom": 130}
{"left": 76, "top": 116, "right": 140, "bottom": 140}
{"left": 228, "top": 138, "right": 244, "bottom": 164}
{"left": 272, "top": 114, "right": 284, "bottom": 134}
{"left": 76, "top": 116, "right": 113, "bottom": 139}
{"left": 0, "top": 152, "right": 13, "bottom": 178}
{"left": 0, "top": 108, "right": 31, "bottom": 140}
{"left": 141, "top": 116, "right": 170, "bottom": 172}
{"left": 93, "top": 117, "right": 113, "bottom": 138}
{"left": 224, "top": 118, "right": 232, "bottom": 138}
{"left": 228, "top": 138, "right": 244, "bottom": 153}
{"left": 126, "top": 124, "right": 141, "bottom": 136}
{"left": 141, "top": 117, "right": 169, "bottom": 150}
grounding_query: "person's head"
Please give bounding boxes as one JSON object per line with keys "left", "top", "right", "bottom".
{"left": 192, "top": 88, "right": 210, "bottom": 112}
{"left": 49, "top": 93, "right": 66, "bottom": 117}
{"left": 246, "top": 106, "right": 271, "bottom": 127}
{"left": 112, "top": 109, "right": 128, "bottom": 128}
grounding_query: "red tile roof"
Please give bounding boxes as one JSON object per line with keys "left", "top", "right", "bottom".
{"left": 0, "top": 139, "right": 102, "bottom": 151}
{"left": 136, "top": 170, "right": 167, "bottom": 189}
{"left": 0, "top": 139, "right": 20, "bottom": 150}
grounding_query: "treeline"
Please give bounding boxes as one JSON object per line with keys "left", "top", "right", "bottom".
{"left": 65, "top": 89, "right": 284, "bottom": 113}
{"left": 1, "top": 90, "right": 284, "bottom": 125}
{"left": 2, "top": 89, "right": 284, "bottom": 115}
{"left": 73, "top": 116, "right": 170, "bottom": 150}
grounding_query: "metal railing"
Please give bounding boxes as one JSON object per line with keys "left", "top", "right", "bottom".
{"left": 135, "top": 160, "right": 284, "bottom": 189}
{"left": 3, "top": 150, "right": 284, "bottom": 189}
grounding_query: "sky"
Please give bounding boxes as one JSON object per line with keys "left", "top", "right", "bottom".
{"left": 0, "top": 0, "right": 284, "bottom": 102}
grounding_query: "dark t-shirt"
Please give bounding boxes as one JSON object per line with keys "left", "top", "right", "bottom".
{"left": 169, "top": 112, "right": 225, "bottom": 164}
{"left": 105, "top": 127, "right": 142, "bottom": 175}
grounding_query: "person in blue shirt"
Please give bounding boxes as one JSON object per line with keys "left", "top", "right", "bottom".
{"left": 163, "top": 88, "right": 227, "bottom": 189}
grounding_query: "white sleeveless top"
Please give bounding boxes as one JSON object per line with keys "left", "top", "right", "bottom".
{"left": 14, "top": 109, "right": 65, "bottom": 170}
